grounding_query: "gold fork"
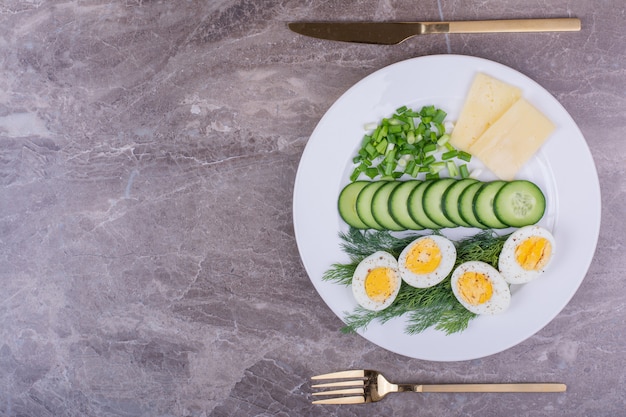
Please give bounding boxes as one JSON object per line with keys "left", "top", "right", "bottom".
{"left": 311, "top": 370, "right": 567, "bottom": 404}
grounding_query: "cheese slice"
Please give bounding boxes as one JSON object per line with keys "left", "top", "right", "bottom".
{"left": 469, "top": 98, "right": 556, "bottom": 181}
{"left": 450, "top": 73, "right": 522, "bottom": 152}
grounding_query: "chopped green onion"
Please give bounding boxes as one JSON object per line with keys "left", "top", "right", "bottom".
{"left": 442, "top": 150, "right": 458, "bottom": 160}
{"left": 459, "top": 164, "right": 470, "bottom": 179}
{"left": 432, "top": 109, "right": 447, "bottom": 124}
{"left": 407, "top": 130, "right": 416, "bottom": 145}
{"left": 458, "top": 150, "right": 472, "bottom": 162}
{"left": 395, "top": 105, "right": 408, "bottom": 114}
{"left": 447, "top": 160, "right": 459, "bottom": 177}
{"left": 437, "top": 134, "right": 450, "bottom": 146}
{"left": 429, "top": 161, "right": 445, "bottom": 173}
{"left": 365, "top": 167, "right": 378, "bottom": 178}
{"left": 375, "top": 139, "right": 387, "bottom": 155}
{"left": 350, "top": 104, "right": 470, "bottom": 181}
{"left": 422, "top": 155, "right": 436, "bottom": 166}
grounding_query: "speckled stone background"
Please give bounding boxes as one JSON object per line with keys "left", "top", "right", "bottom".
{"left": 0, "top": 1, "right": 624, "bottom": 416}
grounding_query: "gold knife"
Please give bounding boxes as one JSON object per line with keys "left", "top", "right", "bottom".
{"left": 288, "top": 18, "right": 581, "bottom": 45}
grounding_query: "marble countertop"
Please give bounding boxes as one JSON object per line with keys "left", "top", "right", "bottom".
{"left": 1, "top": 1, "right": 624, "bottom": 416}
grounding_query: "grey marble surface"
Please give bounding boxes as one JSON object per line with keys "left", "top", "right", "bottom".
{"left": 1, "top": 1, "right": 624, "bottom": 416}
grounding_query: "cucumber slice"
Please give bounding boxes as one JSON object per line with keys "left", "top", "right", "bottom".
{"left": 388, "top": 180, "right": 424, "bottom": 230}
{"left": 442, "top": 178, "right": 478, "bottom": 227}
{"left": 473, "top": 181, "right": 509, "bottom": 229}
{"left": 407, "top": 181, "right": 442, "bottom": 230}
{"left": 423, "top": 178, "right": 457, "bottom": 228}
{"left": 371, "top": 181, "right": 405, "bottom": 231}
{"left": 494, "top": 180, "right": 546, "bottom": 227}
{"left": 458, "top": 182, "right": 488, "bottom": 229}
{"left": 355, "top": 181, "right": 386, "bottom": 230}
{"left": 338, "top": 181, "right": 370, "bottom": 229}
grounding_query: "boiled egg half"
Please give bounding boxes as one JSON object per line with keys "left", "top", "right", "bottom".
{"left": 398, "top": 235, "right": 456, "bottom": 288}
{"left": 352, "top": 251, "right": 401, "bottom": 311}
{"left": 499, "top": 226, "right": 555, "bottom": 284}
{"left": 451, "top": 261, "right": 511, "bottom": 315}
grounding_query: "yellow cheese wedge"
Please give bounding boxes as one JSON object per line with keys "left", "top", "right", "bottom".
{"left": 469, "top": 98, "right": 556, "bottom": 181}
{"left": 450, "top": 73, "right": 522, "bottom": 152}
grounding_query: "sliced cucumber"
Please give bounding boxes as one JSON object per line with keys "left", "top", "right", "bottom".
{"left": 407, "top": 181, "right": 442, "bottom": 230}
{"left": 442, "top": 178, "right": 478, "bottom": 227}
{"left": 423, "top": 178, "right": 457, "bottom": 228}
{"left": 355, "top": 181, "right": 386, "bottom": 230}
{"left": 494, "top": 180, "right": 546, "bottom": 227}
{"left": 388, "top": 180, "right": 424, "bottom": 230}
{"left": 473, "top": 181, "right": 509, "bottom": 229}
{"left": 458, "top": 181, "right": 487, "bottom": 229}
{"left": 338, "top": 181, "right": 370, "bottom": 229}
{"left": 371, "top": 181, "right": 405, "bottom": 231}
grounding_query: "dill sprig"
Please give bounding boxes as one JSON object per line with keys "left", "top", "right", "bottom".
{"left": 325, "top": 228, "right": 510, "bottom": 335}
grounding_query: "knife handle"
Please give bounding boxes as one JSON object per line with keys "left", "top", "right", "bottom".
{"left": 445, "top": 18, "right": 581, "bottom": 33}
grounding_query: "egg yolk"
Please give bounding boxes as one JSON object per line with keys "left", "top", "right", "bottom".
{"left": 457, "top": 272, "right": 493, "bottom": 306}
{"left": 405, "top": 238, "right": 442, "bottom": 274}
{"left": 515, "top": 236, "right": 552, "bottom": 271}
{"left": 365, "top": 267, "right": 396, "bottom": 302}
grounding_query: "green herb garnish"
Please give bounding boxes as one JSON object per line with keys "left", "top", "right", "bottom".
{"left": 323, "top": 228, "right": 510, "bottom": 335}
{"left": 350, "top": 105, "right": 470, "bottom": 182}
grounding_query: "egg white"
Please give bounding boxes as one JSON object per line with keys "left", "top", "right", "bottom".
{"left": 499, "top": 226, "right": 555, "bottom": 284}
{"left": 451, "top": 261, "right": 511, "bottom": 315}
{"left": 352, "top": 251, "right": 401, "bottom": 311}
{"left": 398, "top": 235, "right": 456, "bottom": 288}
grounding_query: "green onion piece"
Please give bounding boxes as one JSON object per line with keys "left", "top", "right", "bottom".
{"left": 433, "top": 109, "right": 447, "bottom": 124}
{"left": 375, "top": 139, "right": 388, "bottom": 155}
{"left": 384, "top": 161, "right": 395, "bottom": 176}
{"left": 395, "top": 105, "right": 408, "bottom": 114}
{"left": 437, "top": 134, "right": 450, "bottom": 146}
{"left": 435, "top": 122, "right": 445, "bottom": 136}
{"left": 365, "top": 143, "right": 377, "bottom": 158}
{"left": 389, "top": 125, "right": 403, "bottom": 134}
{"left": 447, "top": 160, "right": 459, "bottom": 177}
{"left": 423, "top": 143, "right": 437, "bottom": 154}
{"left": 425, "top": 172, "right": 440, "bottom": 180}
{"left": 459, "top": 164, "right": 470, "bottom": 178}
{"left": 441, "top": 150, "right": 458, "bottom": 160}
{"left": 458, "top": 151, "right": 472, "bottom": 162}
{"left": 429, "top": 162, "right": 445, "bottom": 174}
{"left": 422, "top": 155, "right": 436, "bottom": 166}
{"left": 365, "top": 167, "right": 378, "bottom": 179}
{"left": 405, "top": 159, "right": 416, "bottom": 174}
{"left": 350, "top": 169, "right": 360, "bottom": 181}
{"left": 376, "top": 125, "right": 388, "bottom": 142}
{"left": 388, "top": 118, "right": 404, "bottom": 126}
{"left": 407, "top": 130, "right": 416, "bottom": 145}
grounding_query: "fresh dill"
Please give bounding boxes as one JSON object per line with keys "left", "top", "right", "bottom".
{"left": 324, "top": 228, "right": 510, "bottom": 335}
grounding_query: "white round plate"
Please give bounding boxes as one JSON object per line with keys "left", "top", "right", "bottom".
{"left": 292, "top": 55, "right": 601, "bottom": 361}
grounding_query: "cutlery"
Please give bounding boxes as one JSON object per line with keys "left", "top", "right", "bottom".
{"left": 289, "top": 18, "right": 581, "bottom": 45}
{"left": 311, "top": 370, "right": 567, "bottom": 404}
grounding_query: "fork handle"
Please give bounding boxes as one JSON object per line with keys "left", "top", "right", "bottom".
{"left": 410, "top": 383, "right": 566, "bottom": 393}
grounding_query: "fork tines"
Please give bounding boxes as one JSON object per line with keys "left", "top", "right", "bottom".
{"left": 311, "top": 370, "right": 367, "bottom": 404}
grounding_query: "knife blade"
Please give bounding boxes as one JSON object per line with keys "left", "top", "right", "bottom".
{"left": 288, "top": 18, "right": 581, "bottom": 45}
